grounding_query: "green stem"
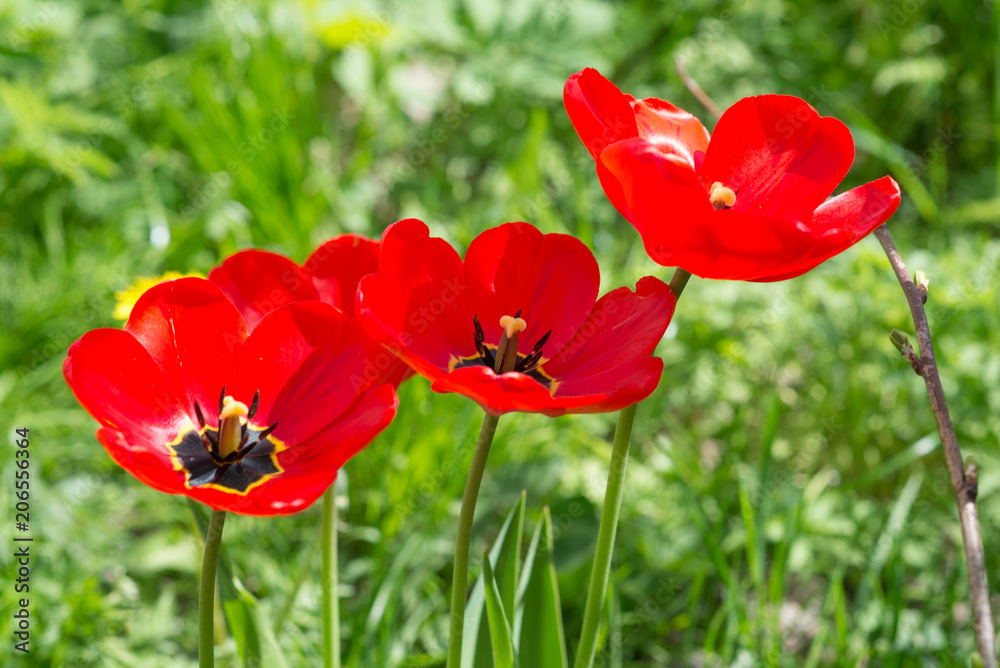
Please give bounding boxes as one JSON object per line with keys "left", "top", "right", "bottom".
{"left": 574, "top": 267, "right": 693, "bottom": 668}
{"left": 446, "top": 411, "right": 501, "bottom": 668}
{"left": 199, "top": 509, "right": 227, "bottom": 668}
{"left": 669, "top": 267, "right": 692, "bottom": 297}
{"left": 573, "top": 404, "right": 636, "bottom": 668}
{"left": 322, "top": 485, "right": 341, "bottom": 668}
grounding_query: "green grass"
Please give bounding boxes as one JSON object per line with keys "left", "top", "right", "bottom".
{"left": 2, "top": 0, "right": 1000, "bottom": 665}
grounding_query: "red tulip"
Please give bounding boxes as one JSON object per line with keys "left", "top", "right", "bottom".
{"left": 63, "top": 277, "right": 398, "bottom": 516}
{"left": 563, "top": 68, "right": 901, "bottom": 282}
{"left": 207, "top": 235, "right": 413, "bottom": 387}
{"left": 356, "top": 219, "right": 676, "bottom": 417}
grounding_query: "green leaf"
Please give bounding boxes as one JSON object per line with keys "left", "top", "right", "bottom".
{"left": 495, "top": 491, "right": 526, "bottom": 620}
{"left": 188, "top": 499, "right": 288, "bottom": 668}
{"left": 515, "top": 507, "right": 568, "bottom": 668}
{"left": 463, "top": 491, "right": 526, "bottom": 668}
{"left": 482, "top": 550, "right": 519, "bottom": 668}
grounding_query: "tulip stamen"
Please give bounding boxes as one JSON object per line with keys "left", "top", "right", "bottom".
{"left": 519, "top": 329, "right": 551, "bottom": 373}
{"left": 170, "top": 388, "right": 285, "bottom": 494}
{"left": 473, "top": 315, "right": 497, "bottom": 369}
{"left": 709, "top": 181, "right": 737, "bottom": 210}
{"left": 461, "top": 312, "right": 552, "bottom": 386}
{"left": 194, "top": 401, "right": 207, "bottom": 429}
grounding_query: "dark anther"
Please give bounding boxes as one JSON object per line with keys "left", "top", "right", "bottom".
{"left": 474, "top": 315, "right": 486, "bottom": 354}
{"left": 516, "top": 329, "right": 552, "bottom": 373}
{"left": 520, "top": 349, "right": 542, "bottom": 371}
{"left": 473, "top": 315, "right": 496, "bottom": 369}
{"left": 514, "top": 308, "right": 522, "bottom": 318}
{"left": 194, "top": 387, "right": 280, "bottom": 462}
{"left": 248, "top": 390, "right": 260, "bottom": 420}
{"left": 257, "top": 422, "right": 279, "bottom": 442}
{"left": 532, "top": 330, "right": 551, "bottom": 353}
{"left": 467, "top": 314, "right": 552, "bottom": 375}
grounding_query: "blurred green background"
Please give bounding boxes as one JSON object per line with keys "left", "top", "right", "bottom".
{"left": 1, "top": 0, "right": 999, "bottom": 665}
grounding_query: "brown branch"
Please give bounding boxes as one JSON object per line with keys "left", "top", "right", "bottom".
{"left": 673, "top": 55, "right": 722, "bottom": 119}
{"left": 874, "top": 223, "right": 997, "bottom": 666}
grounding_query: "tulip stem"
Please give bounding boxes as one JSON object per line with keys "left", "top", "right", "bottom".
{"left": 873, "top": 223, "right": 997, "bottom": 666}
{"left": 668, "top": 268, "right": 692, "bottom": 298}
{"left": 322, "top": 485, "right": 341, "bottom": 668}
{"left": 446, "top": 411, "right": 501, "bottom": 668}
{"left": 199, "top": 509, "right": 227, "bottom": 668}
{"left": 575, "top": 266, "right": 692, "bottom": 668}
{"left": 574, "top": 402, "right": 637, "bottom": 668}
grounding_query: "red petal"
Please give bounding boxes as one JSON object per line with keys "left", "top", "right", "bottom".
{"left": 701, "top": 95, "right": 854, "bottom": 221}
{"left": 679, "top": 209, "right": 819, "bottom": 280}
{"left": 543, "top": 277, "right": 675, "bottom": 379}
{"left": 125, "top": 278, "right": 247, "bottom": 422}
{"left": 463, "top": 222, "right": 600, "bottom": 356}
{"left": 357, "top": 220, "right": 473, "bottom": 372}
{"left": 810, "top": 175, "right": 901, "bottom": 238}
{"left": 430, "top": 366, "right": 600, "bottom": 417}
{"left": 303, "top": 234, "right": 380, "bottom": 316}
{"left": 208, "top": 250, "right": 319, "bottom": 331}
{"left": 563, "top": 68, "right": 639, "bottom": 162}
{"left": 600, "top": 137, "right": 715, "bottom": 261}
{"left": 64, "top": 328, "right": 191, "bottom": 463}
{"left": 97, "top": 427, "right": 186, "bottom": 495}
{"left": 551, "top": 357, "right": 664, "bottom": 414}
{"left": 356, "top": 273, "right": 454, "bottom": 380}
{"left": 750, "top": 176, "right": 902, "bottom": 282}
{"left": 630, "top": 97, "right": 710, "bottom": 170}
{"left": 187, "top": 384, "right": 397, "bottom": 516}
{"left": 304, "top": 235, "right": 414, "bottom": 386}
{"left": 594, "top": 160, "right": 634, "bottom": 223}
{"left": 235, "top": 301, "right": 371, "bottom": 446}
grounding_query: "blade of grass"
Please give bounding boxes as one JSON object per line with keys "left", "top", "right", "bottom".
{"left": 854, "top": 471, "right": 924, "bottom": 609}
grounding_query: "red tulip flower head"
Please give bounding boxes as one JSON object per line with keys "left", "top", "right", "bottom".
{"left": 207, "top": 234, "right": 412, "bottom": 387}
{"left": 564, "top": 68, "right": 902, "bottom": 281}
{"left": 63, "top": 277, "right": 398, "bottom": 515}
{"left": 356, "top": 219, "right": 676, "bottom": 416}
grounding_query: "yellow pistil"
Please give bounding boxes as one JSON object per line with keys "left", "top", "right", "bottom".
{"left": 495, "top": 314, "right": 527, "bottom": 374}
{"left": 217, "top": 396, "right": 249, "bottom": 459}
{"left": 499, "top": 315, "right": 527, "bottom": 338}
{"left": 709, "top": 181, "right": 737, "bottom": 210}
